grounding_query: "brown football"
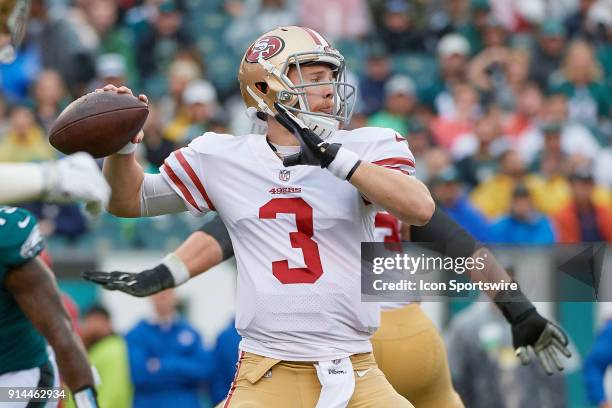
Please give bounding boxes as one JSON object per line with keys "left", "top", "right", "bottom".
{"left": 49, "top": 91, "right": 149, "bottom": 158}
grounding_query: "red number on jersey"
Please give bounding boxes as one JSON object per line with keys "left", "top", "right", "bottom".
{"left": 374, "top": 212, "right": 401, "bottom": 243}
{"left": 259, "top": 198, "right": 324, "bottom": 284}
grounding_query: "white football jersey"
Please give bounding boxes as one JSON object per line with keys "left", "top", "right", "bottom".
{"left": 160, "top": 127, "right": 415, "bottom": 361}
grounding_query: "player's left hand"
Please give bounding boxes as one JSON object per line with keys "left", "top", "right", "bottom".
{"left": 82, "top": 265, "right": 175, "bottom": 297}
{"left": 274, "top": 103, "right": 360, "bottom": 179}
{"left": 511, "top": 309, "right": 572, "bottom": 375}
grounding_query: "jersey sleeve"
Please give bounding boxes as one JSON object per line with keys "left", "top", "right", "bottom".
{"left": 362, "top": 129, "right": 416, "bottom": 176}
{"left": 0, "top": 207, "right": 44, "bottom": 280}
{"left": 159, "top": 137, "right": 217, "bottom": 216}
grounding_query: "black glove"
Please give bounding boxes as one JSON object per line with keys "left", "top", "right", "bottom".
{"left": 273, "top": 103, "right": 360, "bottom": 179}
{"left": 82, "top": 264, "right": 174, "bottom": 297}
{"left": 495, "top": 288, "right": 572, "bottom": 375}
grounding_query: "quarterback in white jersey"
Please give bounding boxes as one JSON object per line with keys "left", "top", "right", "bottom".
{"left": 161, "top": 126, "right": 416, "bottom": 361}
{"left": 100, "top": 25, "right": 433, "bottom": 407}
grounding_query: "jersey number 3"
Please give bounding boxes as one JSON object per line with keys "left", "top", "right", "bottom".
{"left": 259, "top": 198, "right": 323, "bottom": 284}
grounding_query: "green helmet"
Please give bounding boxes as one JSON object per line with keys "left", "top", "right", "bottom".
{"left": 0, "top": 0, "right": 31, "bottom": 63}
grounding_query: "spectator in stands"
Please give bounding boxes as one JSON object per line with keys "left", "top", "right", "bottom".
{"left": 143, "top": 103, "right": 175, "bottom": 170}
{"left": 518, "top": 93, "right": 601, "bottom": 165}
{"left": 403, "top": 121, "right": 434, "bottom": 181}
{"left": 550, "top": 40, "right": 610, "bottom": 129}
{"left": 503, "top": 82, "right": 544, "bottom": 147}
{"left": 165, "top": 80, "right": 217, "bottom": 144}
{"left": 126, "top": 289, "right": 214, "bottom": 408}
{"left": 426, "top": 0, "right": 471, "bottom": 47}
{"left": 32, "top": 69, "right": 69, "bottom": 134}
{"left": 458, "top": 0, "right": 493, "bottom": 55}
{"left": 422, "top": 147, "right": 453, "bottom": 184}
{"left": 553, "top": 167, "right": 612, "bottom": 242}
{"left": 489, "top": 183, "right": 555, "bottom": 243}
{"left": 28, "top": 0, "right": 96, "bottom": 97}
{"left": 422, "top": 33, "right": 471, "bottom": 113}
{"left": 368, "top": 74, "right": 417, "bottom": 136}
{"left": 91, "top": 53, "right": 128, "bottom": 91}
{"left": 0, "top": 106, "right": 55, "bottom": 162}
{"left": 468, "top": 47, "right": 531, "bottom": 111}
{"left": 358, "top": 42, "right": 392, "bottom": 116}
{"left": 526, "top": 123, "right": 574, "bottom": 216}
{"left": 583, "top": 317, "right": 612, "bottom": 407}
{"left": 210, "top": 319, "right": 241, "bottom": 406}
{"left": 225, "top": 0, "right": 297, "bottom": 55}
{"left": 134, "top": 0, "right": 194, "bottom": 83}
{"left": 565, "top": 0, "right": 596, "bottom": 38}
{"left": 76, "top": 305, "right": 132, "bottom": 408}
{"left": 470, "top": 149, "right": 529, "bottom": 218}
{"left": 299, "top": 0, "right": 371, "bottom": 41}
{"left": 430, "top": 166, "right": 491, "bottom": 242}
{"left": 158, "top": 57, "right": 202, "bottom": 126}
{"left": 446, "top": 293, "right": 569, "bottom": 408}
{"left": 430, "top": 82, "right": 481, "bottom": 149}
{"left": 454, "top": 110, "right": 507, "bottom": 187}
{"left": 375, "top": 0, "right": 426, "bottom": 53}
{"left": 591, "top": 0, "right": 612, "bottom": 74}
{"left": 83, "top": 0, "right": 136, "bottom": 85}
{"left": 529, "top": 20, "right": 567, "bottom": 90}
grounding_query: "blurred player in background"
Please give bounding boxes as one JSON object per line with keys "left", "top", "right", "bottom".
{"left": 0, "top": 2, "right": 106, "bottom": 407}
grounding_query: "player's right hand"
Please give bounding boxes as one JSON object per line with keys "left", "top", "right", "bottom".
{"left": 43, "top": 152, "right": 110, "bottom": 216}
{"left": 82, "top": 264, "right": 175, "bottom": 297}
{"left": 96, "top": 84, "right": 148, "bottom": 148}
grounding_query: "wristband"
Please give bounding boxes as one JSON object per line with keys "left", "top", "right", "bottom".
{"left": 494, "top": 286, "right": 535, "bottom": 324}
{"left": 327, "top": 147, "right": 360, "bottom": 180}
{"left": 161, "top": 253, "right": 190, "bottom": 286}
{"left": 73, "top": 386, "right": 98, "bottom": 408}
{"left": 117, "top": 142, "right": 138, "bottom": 155}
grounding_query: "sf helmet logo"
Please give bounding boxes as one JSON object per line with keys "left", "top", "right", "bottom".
{"left": 246, "top": 36, "right": 285, "bottom": 63}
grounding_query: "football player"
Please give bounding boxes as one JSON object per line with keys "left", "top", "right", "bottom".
{"left": 0, "top": 207, "right": 99, "bottom": 408}
{"left": 85, "top": 207, "right": 571, "bottom": 408}
{"left": 96, "top": 25, "right": 437, "bottom": 407}
{"left": 0, "top": 2, "right": 103, "bottom": 406}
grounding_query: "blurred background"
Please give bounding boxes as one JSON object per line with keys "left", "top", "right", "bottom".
{"left": 1, "top": 0, "right": 612, "bottom": 406}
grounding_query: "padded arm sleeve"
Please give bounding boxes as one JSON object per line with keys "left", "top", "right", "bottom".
{"left": 140, "top": 173, "right": 188, "bottom": 217}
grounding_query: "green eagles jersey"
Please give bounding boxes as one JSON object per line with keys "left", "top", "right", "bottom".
{"left": 0, "top": 206, "right": 48, "bottom": 374}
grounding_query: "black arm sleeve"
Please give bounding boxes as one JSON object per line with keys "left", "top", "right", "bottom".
{"left": 198, "top": 214, "right": 234, "bottom": 261}
{"left": 409, "top": 207, "right": 482, "bottom": 259}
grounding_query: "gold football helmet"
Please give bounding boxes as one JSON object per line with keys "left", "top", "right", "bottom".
{"left": 238, "top": 26, "right": 356, "bottom": 137}
{"left": 0, "top": 0, "right": 30, "bottom": 63}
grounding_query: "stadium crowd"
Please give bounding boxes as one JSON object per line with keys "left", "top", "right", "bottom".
{"left": 1, "top": 0, "right": 612, "bottom": 407}
{"left": 1, "top": 0, "right": 611, "bottom": 246}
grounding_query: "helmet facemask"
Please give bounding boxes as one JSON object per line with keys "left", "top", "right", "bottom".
{"left": 277, "top": 49, "right": 357, "bottom": 138}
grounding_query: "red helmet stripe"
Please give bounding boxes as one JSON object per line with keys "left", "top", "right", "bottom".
{"left": 301, "top": 27, "right": 329, "bottom": 47}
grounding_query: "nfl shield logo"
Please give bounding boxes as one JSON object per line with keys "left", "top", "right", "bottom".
{"left": 279, "top": 170, "right": 290, "bottom": 182}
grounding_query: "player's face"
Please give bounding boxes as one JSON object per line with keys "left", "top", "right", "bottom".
{"left": 287, "top": 64, "right": 335, "bottom": 115}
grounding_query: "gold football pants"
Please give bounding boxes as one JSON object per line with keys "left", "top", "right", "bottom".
{"left": 372, "top": 304, "right": 464, "bottom": 408}
{"left": 221, "top": 351, "right": 414, "bottom": 408}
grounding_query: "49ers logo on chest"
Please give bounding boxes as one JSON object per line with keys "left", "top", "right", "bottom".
{"left": 246, "top": 36, "right": 285, "bottom": 63}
